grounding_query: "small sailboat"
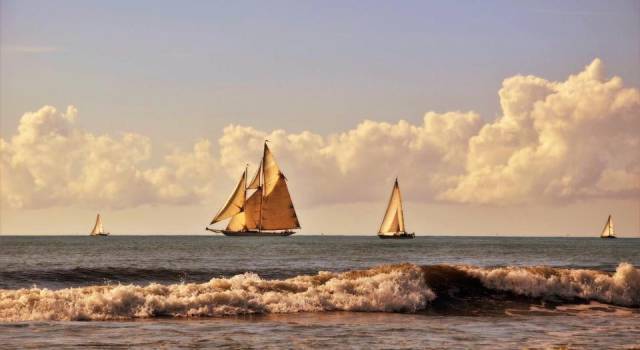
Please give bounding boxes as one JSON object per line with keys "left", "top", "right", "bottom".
{"left": 378, "top": 178, "right": 415, "bottom": 239}
{"left": 90, "top": 214, "right": 110, "bottom": 236}
{"left": 206, "top": 142, "right": 301, "bottom": 236}
{"left": 600, "top": 215, "right": 616, "bottom": 239}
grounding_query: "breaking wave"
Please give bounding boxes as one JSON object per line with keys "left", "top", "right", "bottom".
{"left": 0, "top": 264, "right": 432, "bottom": 321}
{"left": 460, "top": 263, "right": 640, "bottom": 307}
{"left": 0, "top": 263, "right": 638, "bottom": 321}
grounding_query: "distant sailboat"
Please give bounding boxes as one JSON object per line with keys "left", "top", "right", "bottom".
{"left": 600, "top": 215, "right": 616, "bottom": 239}
{"left": 90, "top": 214, "right": 110, "bottom": 236}
{"left": 206, "top": 142, "right": 300, "bottom": 237}
{"left": 378, "top": 178, "right": 415, "bottom": 239}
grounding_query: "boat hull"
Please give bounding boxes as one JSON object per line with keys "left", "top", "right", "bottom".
{"left": 90, "top": 233, "right": 110, "bottom": 237}
{"left": 206, "top": 228, "right": 295, "bottom": 237}
{"left": 378, "top": 232, "right": 415, "bottom": 239}
{"left": 601, "top": 236, "right": 616, "bottom": 239}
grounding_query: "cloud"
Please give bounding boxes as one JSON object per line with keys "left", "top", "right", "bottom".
{"left": 441, "top": 59, "right": 640, "bottom": 204}
{"left": 1, "top": 59, "right": 638, "bottom": 210}
{"left": 0, "top": 106, "right": 218, "bottom": 209}
{"left": 218, "top": 59, "right": 640, "bottom": 206}
{"left": 218, "top": 111, "right": 482, "bottom": 206}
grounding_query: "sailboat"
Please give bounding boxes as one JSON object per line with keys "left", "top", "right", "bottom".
{"left": 205, "top": 142, "right": 301, "bottom": 236}
{"left": 600, "top": 215, "right": 616, "bottom": 239}
{"left": 378, "top": 178, "right": 415, "bottom": 239}
{"left": 90, "top": 214, "right": 110, "bottom": 236}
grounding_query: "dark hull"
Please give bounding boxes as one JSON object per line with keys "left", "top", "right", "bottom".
{"left": 378, "top": 233, "right": 415, "bottom": 239}
{"left": 601, "top": 236, "right": 616, "bottom": 239}
{"left": 90, "top": 233, "right": 110, "bottom": 237}
{"left": 206, "top": 228, "right": 295, "bottom": 237}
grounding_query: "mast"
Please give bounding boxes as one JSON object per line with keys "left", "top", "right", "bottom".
{"left": 259, "top": 143, "right": 266, "bottom": 232}
{"left": 396, "top": 178, "right": 406, "bottom": 233}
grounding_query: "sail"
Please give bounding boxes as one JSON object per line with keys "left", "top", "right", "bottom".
{"left": 247, "top": 162, "right": 261, "bottom": 190}
{"left": 211, "top": 170, "right": 246, "bottom": 224}
{"left": 261, "top": 177, "right": 300, "bottom": 230}
{"left": 262, "top": 144, "right": 281, "bottom": 195}
{"left": 601, "top": 215, "right": 614, "bottom": 237}
{"left": 260, "top": 144, "right": 300, "bottom": 230}
{"left": 90, "top": 214, "right": 104, "bottom": 235}
{"left": 226, "top": 212, "right": 246, "bottom": 231}
{"left": 244, "top": 189, "right": 262, "bottom": 229}
{"left": 379, "top": 179, "right": 405, "bottom": 234}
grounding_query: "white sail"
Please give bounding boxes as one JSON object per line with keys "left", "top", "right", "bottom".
{"left": 379, "top": 179, "right": 406, "bottom": 235}
{"left": 211, "top": 170, "right": 246, "bottom": 224}
{"left": 90, "top": 214, "right": 104, "bottom": 235}
{"left": 601, "top": 215, "right": 615, "bottom": 238}
{"left": 260, "top": 144, "right": 300, "bottom": 230}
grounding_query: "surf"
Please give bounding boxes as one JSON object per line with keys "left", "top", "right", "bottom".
{"left": 0, "top": 263, "right": 637, "bottom": 321}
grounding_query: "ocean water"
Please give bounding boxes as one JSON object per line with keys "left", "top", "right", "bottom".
{"left": 0, "top": 235, "right": 639, "bottom": 349}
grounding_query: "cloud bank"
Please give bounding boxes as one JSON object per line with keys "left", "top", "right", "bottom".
{"left": 0, "top": 106, "right": 217, "bottom": 209}
{"left": 1, "top": 59, "right": 638, "bottom": 210}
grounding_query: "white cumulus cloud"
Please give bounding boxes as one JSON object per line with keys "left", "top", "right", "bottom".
{"left": 1, "top": 59, "right": 638, "bottom": 210}
{"left": 1, "top": 106, "right": 218, "bottom": 209}
{"left": 442, "top": 59, "right": 640, "bottom": 204}
{"left": 218, "top": 59, "right": 640, "bottom": 206}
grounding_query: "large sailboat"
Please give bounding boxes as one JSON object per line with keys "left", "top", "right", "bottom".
{"left": 600, "top": 215, "right": 616, "bottom": 239}
{"left": 378, "top": 178, "right": 415, "bottom": 239}
{"left": 206, "top": 142, "right": 301, "bottom": 236}
{"left": 90, "top": 213, "right": 110, "bottom": 236}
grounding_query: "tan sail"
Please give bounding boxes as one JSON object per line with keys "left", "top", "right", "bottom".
{"left": 262, "top": 144, "right": 281, "bottom": 195}
{"left": 244, "top": 189, "right": 262, "bottom": 229}
{"left": 247, "top": 162, "right": 261, "bottom": 190}
{"left": 90, "top": 214, "right": 104, "bottom": 235}
{"left": 260, "top": 143, "right": 300, "bottom": 230}
{"left": 211, "top": 170, "right": 246, "bottom": 224}
{"left": 261, "top": 177, "right": 300, "bottom": 230}
{"left": 601, "top": 215, "right": 615, "bottom": 238}
{"left": 379, "top": 179, "right": 405, "bottom": 234}
{"left": 227, "top": 212, "right": 246, "bottom": 231}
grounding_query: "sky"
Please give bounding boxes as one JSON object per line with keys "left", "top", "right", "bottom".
{"left": 1, "top": 0, "right": 639, "bottom": 236}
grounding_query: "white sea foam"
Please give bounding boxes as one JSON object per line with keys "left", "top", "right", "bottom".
{"left": 461, "top": 263, "right": 640, "bottom": 307}
{"left": 0, "top": 264, "right": 433, "bottom": 321}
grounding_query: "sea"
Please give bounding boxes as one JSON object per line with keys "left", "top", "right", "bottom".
{"left": 0, "top": 235, "right": 638, "bottom": 349}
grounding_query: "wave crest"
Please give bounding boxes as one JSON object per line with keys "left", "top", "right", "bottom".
{"left": 460, "top": 263, "right": 640, "bottom": 307}
{"left": 0, "top": 264, "right": 433, "bottom": 321}
{"left": 2, "top": 263, "right": 638, "bottom": 321}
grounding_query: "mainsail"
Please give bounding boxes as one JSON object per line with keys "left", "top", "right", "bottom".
{"left": 90, "top": 214, "right": 105, "bottom": 235}
{"left": 260, "top": 144, "right": 300, "bottom": 230}
{"left": 379, "top": 179, "right": 406, "bottom": 235}
{"left": 601, "top": 215, "right": 615, "bottom": 238}
{"left": 208, "top": 142, "right": 300, "bottom": 233}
